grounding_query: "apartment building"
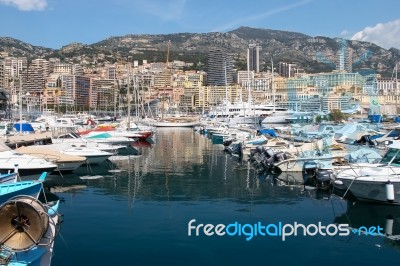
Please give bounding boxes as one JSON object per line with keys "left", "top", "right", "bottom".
{"left": 206, "top": 48, "right": 234, "bottom": 86}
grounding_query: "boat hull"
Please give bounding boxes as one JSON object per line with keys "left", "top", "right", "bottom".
{"left": 274, "top": 157, "right": 335, "bottom": 172}
{"left": 0, "top": 181, "right": 43, "bottom": 203}
{"left": 334, "top": 178, "right": 400, "bottom": 204}
{"left": 85, "top": 155, "right": 112, "bottom": 164}
{"left": 152, "top": 121, "right": 199, "bottom": 127}
{"left": 0, "top": 173, "right": 18, "bottom": 184}
{"left": 0, "top": 167, "right": 57, "bottom": 177}
{"left": 56, "top": 161, "right": 85, "bottom": 172}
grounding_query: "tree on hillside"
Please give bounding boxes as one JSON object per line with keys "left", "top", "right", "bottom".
{"left": 329, "top": 109, "right": 345, "bottom": 122}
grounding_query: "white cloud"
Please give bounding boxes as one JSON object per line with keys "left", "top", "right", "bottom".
{"left": 352, "top": 19, "right": 400, "bottom": 49}
{"left": 0, "top": 0, "right": 47, "bottom": 11}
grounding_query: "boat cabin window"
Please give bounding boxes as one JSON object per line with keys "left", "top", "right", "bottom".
{"left": 58, "top": 134, "right": 73, "bottom": 139}
{"left": 70, "top": 132, "right": 80, "bottom": 138}
{"left": 380, "top": 148, "right": 400, "bottom": 166}
{"left": 387, "top": 129, "right": 400, "bottom": 138}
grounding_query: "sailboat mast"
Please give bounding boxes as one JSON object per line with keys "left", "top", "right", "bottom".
{"left": 19, "top": 76, "right": 22, "bottom": 134}
{"left": 127, "top": 64, "right": 131, "bottom": 130}
{"left": 246, "top": 46, "right": 250, "bottom": 120}
{"left": 271, "top": 58, "right": 275, "bottom": 112}
{"left": 224, "top": 62, "right": 228, "bottom": 102}
{"left": 396, "top": 63, "right": 398, "bottom": 113}
{"left": 114, "top": 79, "right": 118, "bottom": 119}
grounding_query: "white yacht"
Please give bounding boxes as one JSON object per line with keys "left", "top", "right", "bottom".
{"left": 52, "top": 132, "right": 127, "bottom": 152}
{"left": 334, "top": 142, "right": 400, "bottom": 204}
{"left": 0, "top": 150, "right": 58, "bottom": 176}
{"left": 15, "top": 146, "right": 86, "bottom": 172}
{"left": 209, "top": 101, "right": 287, "bottom": 125}
{"left": 32, "top": 143, "right": 113, "bottom": 165}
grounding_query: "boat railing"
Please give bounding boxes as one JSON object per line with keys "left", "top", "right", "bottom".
{"left": 5, "top": 153, "right": 61, "bottom": 164}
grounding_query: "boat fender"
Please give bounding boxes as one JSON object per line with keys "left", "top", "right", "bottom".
{"left": 385, "top": 215, "right": 394, "bottom": 236}
{"left": 386, "top": 181, "right": 395, "bottom": 202}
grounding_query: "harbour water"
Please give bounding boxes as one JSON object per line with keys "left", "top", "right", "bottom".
{"left": 51, "top": 128, "right": 399, "bottom": 265}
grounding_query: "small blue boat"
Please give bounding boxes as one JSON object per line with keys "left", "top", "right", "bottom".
{"left": 0, "top": 196, "right": 61, "bottom": 266}
{"left": 0, "top": 172, "right": 46, "bottom": 204}
{"left": 0, "top": 172, "right": 61, "bottom": 266}
{"left": 0, "top": 172, "right": 18, "bottom": 184}
{"left": 368, "top": 114, "right": 382, "bottom": 123}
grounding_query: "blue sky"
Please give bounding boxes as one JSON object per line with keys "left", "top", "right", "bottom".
{"left": 0, "top": 0, "right": 399, "bottom": 49}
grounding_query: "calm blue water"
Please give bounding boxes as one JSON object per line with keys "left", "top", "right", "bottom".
{"left": 50, "top": 128, "right": 400, "bottom": 266}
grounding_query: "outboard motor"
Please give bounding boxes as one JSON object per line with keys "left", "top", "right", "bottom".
{"left": 230, "top": 142, "right": 243, "bottom": 156}
{"left": 250, "top": 146, "right": 264, "bottom": 159}
{"left": 261, "top": 156, "right": 275, "bottom": 170}
{"left": 355, "top": 135, "right": 376, "bottom": 146}
{"left": 303, "top": 161, "right": 318, "bottom": 185}
{"left": 315, "top": 170, "right": 335, "bottom": 188}
{"left": 258, "top": 148, "right": 274, "bottom": 170}
{"left": 223, "top": 139, "right": 234, "bottom": 147}
{"left": 274, "top": 152, "right": 287, "bottom": 163}
{"left": 263, "top": 148, "right": 275, "bottom": 159}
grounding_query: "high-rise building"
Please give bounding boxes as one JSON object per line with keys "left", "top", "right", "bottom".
{"left": 3, "top": 57, "right": 27, "bottom": 78}
{"left": 0, "top": 62, "right": 4, "bottom": 89}
{"left": 24, "top": 59, "right": 50, "bottom": 94}
{"left": 74, "top": 75, "right": 91, "bottom": 108}
{"left": 54, "top": 63, "right": 73, "bottom": 75}
{"left": 91, "top": 79, "right": 116, "bottom": 110}
{"left": 336, "top": 39, "right": 353, "bottom": 72}
{"left": 206, "top": 48, "right": 234, "bottom": 86}
{"left": 278, "top": 62, "right": 303, "bottom": 78}
{"left": 248, "top": 43, "right": 261, "bottom": 73}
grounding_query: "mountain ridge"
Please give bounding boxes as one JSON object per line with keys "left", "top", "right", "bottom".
{"left": 0, "top": 27, "right": 398, "bottom": 76}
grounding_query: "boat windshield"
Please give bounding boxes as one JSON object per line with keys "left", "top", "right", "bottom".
{"left": 380, "top": 148, "right": 400, "bottom": 166}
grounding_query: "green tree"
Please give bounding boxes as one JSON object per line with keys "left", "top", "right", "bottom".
{"left": 329, "top": 109, "right": 345, "bottom": 122}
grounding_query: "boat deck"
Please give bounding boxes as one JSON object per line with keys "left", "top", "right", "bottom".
{"left": 1, "top": 132, "right": 53, "bottom": 149}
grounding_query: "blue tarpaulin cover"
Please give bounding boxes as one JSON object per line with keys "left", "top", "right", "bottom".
{"left": 257, "top": 129, "right": 277, "bottom": 138}
{"left": 13, "top": 123, "right": 35, "bottom": 132}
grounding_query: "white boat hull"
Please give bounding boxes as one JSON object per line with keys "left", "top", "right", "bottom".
{"left": 84, "top": 155, "right": 112, "bottom": 164}
{"left": 152, "top": 121, "right": 199, "bottom": 127}
{"left": 56, "top": 161, "right": 85, "bottom": 172}
{"left": 335, "top": 177, "right": 400, "bottom": 204}
{"left": 334, "top": 165, "right": 400, "bottom": 204}
{"left": 274, "top": 157, "right": 335, "bottom": 172}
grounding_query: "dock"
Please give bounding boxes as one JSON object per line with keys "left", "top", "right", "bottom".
{"left": 1, "top": 132, "right": 53, "bottom": 149}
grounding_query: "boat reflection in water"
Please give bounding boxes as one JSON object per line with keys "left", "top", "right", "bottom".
{"left": 334, "top": 202, "right": 400, "bottom": 248}
{"left": 131, "top": 139, "right": 154, "bottom": 148}
{"left": 51, "top": 127, "right": 400, "bottom": 266}
{"left": 268, "top": 171, "right": 333, "bottom": 201}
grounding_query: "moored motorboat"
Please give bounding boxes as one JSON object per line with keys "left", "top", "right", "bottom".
{"left": 0, "top": 172, "right": 46, "bottom": 203}
{"left": 33, "top": 143, "right": 113, "bottom": 165}
{"left": 15, "top": 146, "right": 86, "bottom": 172}
{"left": 334, "top": 142, "right": 400, "bottom": 204}
{"left": 0, "top": 151, "right": 58, "bottom": 177}
{"left": 52, "top": 132, "right": 127, "bottom": 152}
{"left": 0, "top": 172, "right": 18, "bottom": 184}
{"left": 0, "top": 195, "right": 61, "bottom": 266}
